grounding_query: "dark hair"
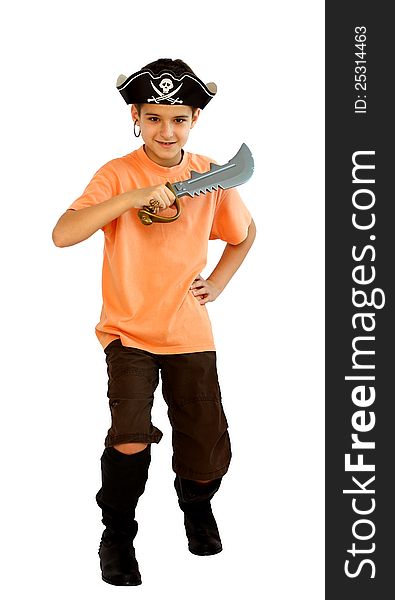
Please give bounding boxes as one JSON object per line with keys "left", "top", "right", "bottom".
{"left": 135, "top": 58, "right": 198, "bottom": 115}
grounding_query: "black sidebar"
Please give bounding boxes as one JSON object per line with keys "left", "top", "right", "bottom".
{"left": 326, "top": 2, "right": 394, "bottom": 598}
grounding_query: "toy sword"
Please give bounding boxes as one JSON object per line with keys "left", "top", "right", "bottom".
{"left": 138, "top": 143, "right": 254, "bottom": 225}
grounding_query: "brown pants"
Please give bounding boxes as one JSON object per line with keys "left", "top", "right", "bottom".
{"left": 103, "top": 339, "right": 231, "bottom": 480}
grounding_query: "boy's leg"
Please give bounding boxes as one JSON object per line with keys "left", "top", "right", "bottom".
{"left": 113, "top": 442, "right": 148, "bottom": 454}
{"left": 97, "top": 340, "right": 162, "bottom": 585}
{"left": 160, "top": 351, "right": 230, "bottom": 555}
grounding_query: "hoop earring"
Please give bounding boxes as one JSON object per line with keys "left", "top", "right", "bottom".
{"left": 133, "top": 120, "right": 141, "bottom": 138}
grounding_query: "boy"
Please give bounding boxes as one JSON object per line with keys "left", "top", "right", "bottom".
{"left": 52, "top": 58, "right": 256, "bottom": 586}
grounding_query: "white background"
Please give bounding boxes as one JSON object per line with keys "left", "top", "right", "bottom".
{"left": 0, "top": 1, "right": 324, "bottom": 598}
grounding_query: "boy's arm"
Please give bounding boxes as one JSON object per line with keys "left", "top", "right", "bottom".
{"left": 52, "top": 184, "right": 175, "bottom": 248}
{"left": 190, "top": 218, "right": 256, "bottom": 305}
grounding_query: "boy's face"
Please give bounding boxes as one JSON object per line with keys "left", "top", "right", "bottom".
{"left": 131, "top": 103, "right": 200, "bottom": 167}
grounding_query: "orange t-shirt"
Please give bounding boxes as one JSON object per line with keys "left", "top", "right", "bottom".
{"left": 68, "top": 145, "right": 252, "bottom": 353}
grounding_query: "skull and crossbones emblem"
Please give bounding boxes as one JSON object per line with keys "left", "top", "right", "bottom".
{"left": 148, "top": 77, "right": 183, "bottom": 104}
{"left": 159, "top": 78, "right": 173, "bottom": 94}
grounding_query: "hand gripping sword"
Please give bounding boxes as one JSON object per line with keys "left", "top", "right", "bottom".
{"left": 137, "top": 143, "right": 254, "bottom": 225}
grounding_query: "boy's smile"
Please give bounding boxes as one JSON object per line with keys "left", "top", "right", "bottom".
{"left": 131, "top": 103, "right": 200, "bottom": 167}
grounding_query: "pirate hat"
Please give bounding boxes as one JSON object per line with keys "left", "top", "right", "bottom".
{"left": 116, "top": 69, "right": 217, "bottom": 109}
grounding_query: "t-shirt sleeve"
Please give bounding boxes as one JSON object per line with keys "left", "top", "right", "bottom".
{"left": 67, "top": 162, "right": 120, "bottom": 233}
{"left": 209, "top": 187, "right": 252, "bottom": 244}
{"left": 67, "top": 162, "right": 119, "bottom": 212}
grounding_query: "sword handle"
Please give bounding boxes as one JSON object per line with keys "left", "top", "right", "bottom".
{"left": 137, "top": 182, "right": 181, "bottom": 226}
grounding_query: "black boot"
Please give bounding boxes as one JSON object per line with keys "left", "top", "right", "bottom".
{"left": 174, "top": 476, "right": 223, "bottom": 556}
{"left": 96, "top": 445, "right": 151, "bottom": 586}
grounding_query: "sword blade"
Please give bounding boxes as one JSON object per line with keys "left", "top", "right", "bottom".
{"left": 171, "top": 143, "right": 254, "bottom": 198}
